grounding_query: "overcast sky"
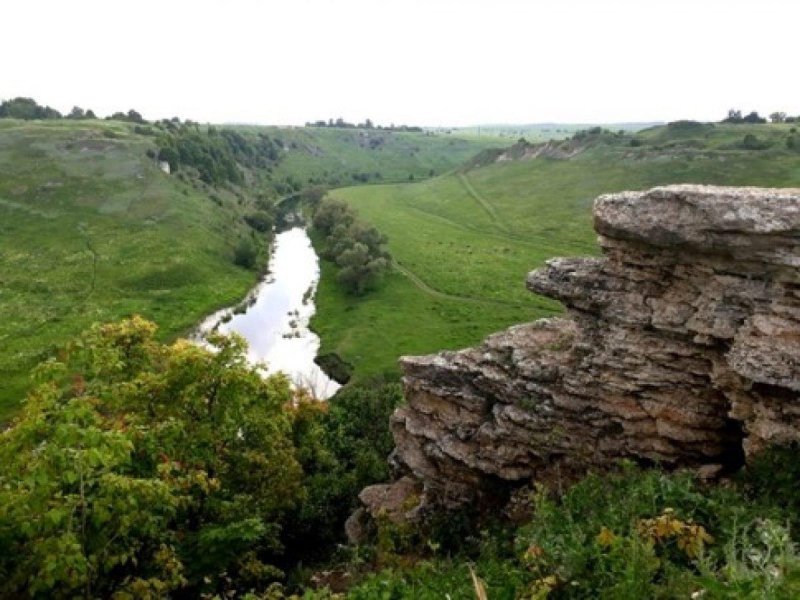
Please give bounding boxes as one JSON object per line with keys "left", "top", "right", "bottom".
{"left": 3, "top": 0, "right": 798, "bottom": 126}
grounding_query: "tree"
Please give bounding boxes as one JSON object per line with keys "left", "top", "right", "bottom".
{"left": 350, "top": 222, "right": 389, "bottom": 258}
{"left": 126, "top": 109, "right": 145, "bottom": 124}
{"left": 770, "top": 112, "right": 787, "bottom": 123}
{"left": 311, "top": 197, "right": 391, "bottom": 295}
{"left": 742, "top": 111, "right": 766, "bottom": 124}
{"left": 0, "top": 97, "right": 62, "bottom": 120}
{"left": 67, "top": 106, "right": 85, "bottom": 119}
{"left": 0, "top": 317, "right": 303, "bottom": 597}
{"left": 335, "top": 242, "right": 389, "bottom": 295}
{"left": 724, "top": 109, "right": 743, "bottom": 123}
{"left": 312, "top": 198, "right": 354, "bottom": 235}
{"left": 300, "top": 185, "right": 327, "bottom": 209}
{"left": 244, "top": 211, "right": 274, "bottom": 233}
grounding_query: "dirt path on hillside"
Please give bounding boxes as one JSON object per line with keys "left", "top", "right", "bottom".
{"left": 457, "top": 173, "right": 508, "bottom": 232}
{"left": 393, "top": 260, "right": 557, "bottom": 312}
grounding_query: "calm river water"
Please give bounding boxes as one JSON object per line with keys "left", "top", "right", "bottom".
{"left": 195, "top": 227, "right": 340, "bottom": 399}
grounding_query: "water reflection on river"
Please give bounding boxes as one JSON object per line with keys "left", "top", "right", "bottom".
{"left": 196, "top": 227, "right": 340, "bottom": 399}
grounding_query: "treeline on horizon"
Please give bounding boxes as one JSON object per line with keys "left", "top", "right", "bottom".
{"left": 305, "top": 116, "right": 423, "bottom": 132}
{"left": 722, "top": 108, "right": 800, "bottom": 124}
{"left": 5, "top": 96, "right": 799, "bottom": 128}
{"left": 0, "top": 96, "right": 146, "bottom": 123}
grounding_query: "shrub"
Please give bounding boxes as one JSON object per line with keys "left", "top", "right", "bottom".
{"left": 0, "top": 317, "right": 303, "bottom": 597}
{"left": 233, "top": 237, "right": 258, "bottom": 269}
{"left": 244, "top": 211, "right": 275, "bottom": 233}
{"left": 742, "top": 133, "right": 770, "bottom": 150}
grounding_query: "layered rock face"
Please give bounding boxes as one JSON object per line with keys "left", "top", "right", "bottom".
{"left": 379, "top": 185, "right": 800, "bottom": 512}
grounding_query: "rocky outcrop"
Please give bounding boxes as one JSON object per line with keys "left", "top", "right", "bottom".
{"left": 370, "top": 185, "right": 800, "bottom": 512}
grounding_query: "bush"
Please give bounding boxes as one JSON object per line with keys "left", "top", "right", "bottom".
{"left": 233, "top": 237, "right": 258, "bottom": 269}
{"left": 314, "top": 352, "right": 354, "bottom": 384}
{"left": 282, "top": 382, "right": 403, "bottom": 561}
{"left": 345, "top": 456, "right": 800, "bottom": 598}
{"left": 244, "top": 211, "right": 275, "bottom": 233}
{"left": 0, "top": 317, "right": 304, "bottom": 597}
{"left": 742, "top": 133, "right": 770, "bottom": 150}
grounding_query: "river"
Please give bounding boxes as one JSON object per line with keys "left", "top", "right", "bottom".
{"left": 195, "top": 227, "right": 340, "bottom": 399}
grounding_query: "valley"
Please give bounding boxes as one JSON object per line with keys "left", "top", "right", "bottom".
{"left": 0, "top": 117, "right": 501, "bottom": 418}
{"left": 313, "top": 122, "right": 800, "bottom": 383}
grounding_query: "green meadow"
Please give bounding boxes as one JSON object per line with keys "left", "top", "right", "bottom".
{"left": 0, "top": 119, "right": 258, "bottom": 417}
{"left": 313, "top": 122, "right": 800, "bottom": 382}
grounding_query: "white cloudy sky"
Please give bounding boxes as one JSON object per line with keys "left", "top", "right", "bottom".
{"left": 3, "top": 0, "right": 798, "bottom": 126}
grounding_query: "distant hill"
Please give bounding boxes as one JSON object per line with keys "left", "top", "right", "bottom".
{"left": 431, "top": 121, "right": 662, "bottom": 142}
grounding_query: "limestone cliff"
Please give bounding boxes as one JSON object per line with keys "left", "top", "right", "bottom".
{"left": 357, "top": 185, "right": 800, "bottom": 521}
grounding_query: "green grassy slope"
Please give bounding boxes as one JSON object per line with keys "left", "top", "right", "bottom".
{"left": 0, "top": 119, "right": 258, "bottom": 417}
{"left": 230, "top": 125, "right": 507, "bottom": 186}
{"left": 0, "top": 119, "right": 501, "bottom": 418}
{"left": 314, "top": 122, "right": 800, "bottom": 382}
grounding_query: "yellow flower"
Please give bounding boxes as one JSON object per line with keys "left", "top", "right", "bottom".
{"left": 596, "top": 526, "right": 617, "bottom": 548}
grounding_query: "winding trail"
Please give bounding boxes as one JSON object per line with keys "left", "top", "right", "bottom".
{"left": 457, "top": 172, "right": 508, "bottom": 232}
{"left": 393, "top": 260, "right": 558, "bottom": 312}
{"left": 398, "top": 197, "right": 595, "bottom": 255}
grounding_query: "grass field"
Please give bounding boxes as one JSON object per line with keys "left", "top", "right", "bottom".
{"left": 0, "top": 119, "right": 260, "bottom": 418}
{"left": 313, "top": 122, "right": 800, "bottom": 382}
{"left": 0, "top": 118, "right": 501, "bottom": 419}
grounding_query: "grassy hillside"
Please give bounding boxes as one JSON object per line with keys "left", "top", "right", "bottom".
{"left": 0, "top": 119, "right": 260, "bottom": 418}
{"left": 0, "top": 118, "right": 500, "bottom": 419}
{"left": 229, "top": 125, "right": 507, "bottom": 188}
{"left": 313, "top": 122, "right": 800, "bottom": 382}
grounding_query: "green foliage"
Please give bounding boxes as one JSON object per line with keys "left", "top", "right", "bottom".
{"left": 312, "top": 199, "right": 391, "bottom": 296}
{"left": 305, "top": 118, "right": 423, "bottom": 132}
{"left": 300, "top": 185, "right": 328, "bottom": 209}
{"left": 234, "top": 237, "right": 260, "bottom": 269}
{"left": 336, "top": 243, "right": 390, "bottom": 296}
{"left": 344, "top": 459, "right": 800, "bottom": 598}
{"left": 740, "top": 444, "right": 800, "bottom": 530}
{"left": 0, "top": 317, "right": 304, "bottom": 597}
{"left": 157, "top": 126, "right": 248, "bottom": 185}
{"left": 723, "top": 109, "right": 768, "bottom": 124}
{"left": 0, "top": 119, "right": 257, "bottom": 418}
{"left": 284, "top": 381, "right": 402, "bottom": 559}
{"left": 741, "top": 133, "right": 770, "bottom": 150}
{"left": 0, "top": 96, "right": 62, "bottom": 119}
{"left": 314, "top": 353, "right": 354, "bottom": 384}
{"left": 245, "top": 210, "right": 276, "bottom": 233}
